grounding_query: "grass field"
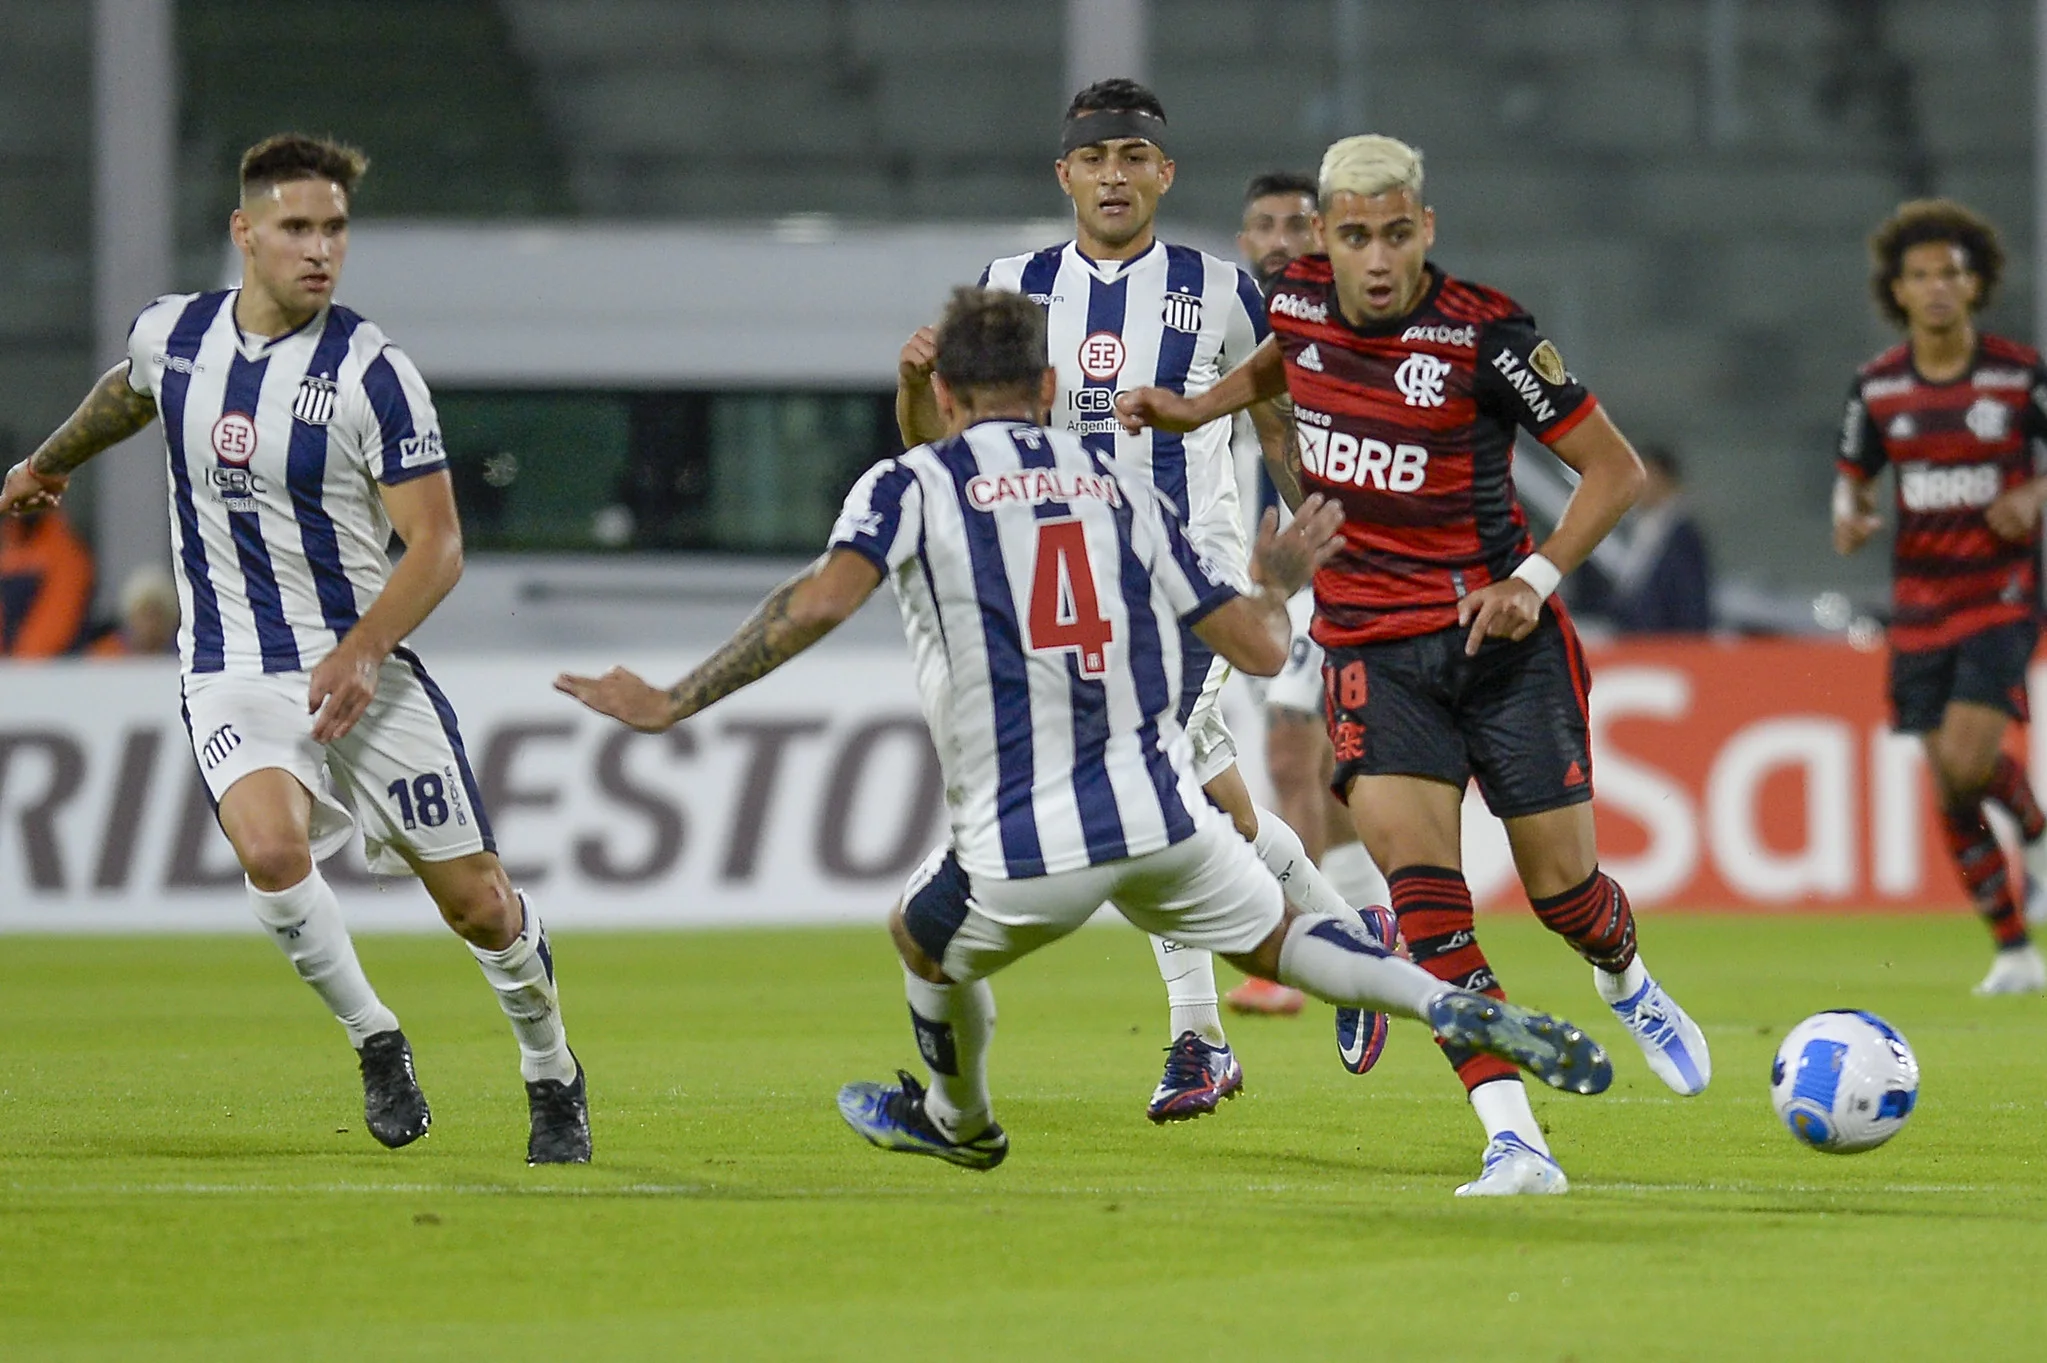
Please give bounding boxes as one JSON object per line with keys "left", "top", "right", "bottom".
{"left": 2, "top": 912, "right": 2043, "bottom": 1361}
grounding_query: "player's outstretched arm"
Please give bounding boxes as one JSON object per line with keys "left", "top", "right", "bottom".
{"left": 894, "top": 327, "right": 947, "bottom": 447}
{"left": 1117, "top": 335, "right": 1288, "bottom": 435}
{"left": 1457, "top": 405, "right": 1646, "bottom": 657}
{"left": 556, "top": 549, "right": 883, "bottom": 732}
{"left": 307, "top": 470, "right": 467, "bottom": 743}
{"left": 0, "top": 364, "right": 158, "bottom": 516}
{"left": 1193, "top": 497, "right": 1346, "bottom": 677}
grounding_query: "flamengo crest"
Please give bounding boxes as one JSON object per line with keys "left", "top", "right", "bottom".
{"left": 1965, "top": 396, "right": 2011, "bottom": 441}
{"left": 1394, "top": 351, "right": 1451, "bottom": 407}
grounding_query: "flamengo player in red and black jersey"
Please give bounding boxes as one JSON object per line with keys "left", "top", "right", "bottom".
{"left": 1119, "top": 134, "right": 1710, "bottom": 1196}
{"left": 1834, "top": 200, "right": 2047, "bottom": 996}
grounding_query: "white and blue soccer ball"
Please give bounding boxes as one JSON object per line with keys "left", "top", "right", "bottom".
{"left": 1769, "top": 1010, "right": 1919, "bottom": 1154}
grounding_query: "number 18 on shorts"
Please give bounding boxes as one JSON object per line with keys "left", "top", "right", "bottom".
{"left": 180, "top": 656, "right": 493, "bottom": 876}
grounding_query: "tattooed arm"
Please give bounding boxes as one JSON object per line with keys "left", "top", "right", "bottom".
{"left": 1249, "top": 396, "right": 1305, "bottom": 511}
{"left": 554, "top": 550, "right": 885, "bottom": 732}
{"left": 0, "top": 364, "right": 159, "bottom": 515}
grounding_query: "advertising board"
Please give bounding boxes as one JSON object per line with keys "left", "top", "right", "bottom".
{"left": 0, "top": 640, "right": 2028, "bottom": 929}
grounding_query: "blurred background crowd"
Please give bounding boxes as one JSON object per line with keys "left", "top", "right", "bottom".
{"left": 2, "top": 0, "right": 2036, "bottom": 655}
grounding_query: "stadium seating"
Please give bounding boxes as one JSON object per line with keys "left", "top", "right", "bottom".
{"left": 483, "top": 0, "right": 2032, "bottom": 597}
{"left": 0, "top": 0, "right": 2030, "bottom": 601}
{"left": 0, "top": 3, "right": 93, "bottom": 461}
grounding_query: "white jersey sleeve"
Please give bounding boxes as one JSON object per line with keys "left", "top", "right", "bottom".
{"left": 829, "top": 457, "right": 924, "bottom": 574}
{"left": 979, "top": 254, "right": 1027, "bottom": 293}
{"left": 333, "top": 344, "right": 448, "bottom": 486}
{"left": 123, "top": 293, "right": 193, "bottom": 398}
{"left": 1219, "top": 265, "right": 1270, "bottom": 366}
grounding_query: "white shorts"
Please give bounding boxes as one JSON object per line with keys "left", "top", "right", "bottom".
{"left": 900, "top": 811, "right": 1284, "bottom": 984}
{"left": 1265, "top": 590, "right": 1324, "bottom": 717}
{"left": 1184, "top": 654, "right": 1238, "bottom": 785}
{"left": 181, "top": 649, "right": 492, "bottom": 876}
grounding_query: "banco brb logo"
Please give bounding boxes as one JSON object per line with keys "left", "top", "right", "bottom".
{"left": 1394, "top": 351, "right": 1451, "bottom": 408}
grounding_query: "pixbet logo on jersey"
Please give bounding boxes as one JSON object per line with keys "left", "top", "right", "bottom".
{"left": 1271, "top": 292, "right": 1327, "bottom": 324}
{"left": 1078, "top": 331, "right": 1125, "bottom": 381}
{"left": 1400, "top": 323, "right": 1477, "bottom": 347}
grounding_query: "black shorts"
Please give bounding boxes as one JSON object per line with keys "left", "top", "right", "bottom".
{"left": 1321, "top": 612, "right": 1594, "bottom": 819}
{"left": 1888, "top": 619, "right": 2038, "bottom": 734}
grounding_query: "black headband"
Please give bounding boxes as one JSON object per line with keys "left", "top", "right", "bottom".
{"left": 1060, "top": 108, "right": 1167, "bottom": 156}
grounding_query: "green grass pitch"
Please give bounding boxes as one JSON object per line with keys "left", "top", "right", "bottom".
{"left": 3, "top": 913, "right": 2043, "bottom": 1361}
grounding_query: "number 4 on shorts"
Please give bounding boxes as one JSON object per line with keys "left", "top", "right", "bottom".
{"left": 1027, "top": 519, "right": 1114, "bottom": 678}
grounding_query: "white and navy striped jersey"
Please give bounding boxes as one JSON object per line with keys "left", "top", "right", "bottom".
{"left": 124, "top": 290, "right": 448, "bottom": 675}
{"left": 830, "top": 420, "right": 1240, "bottom": 880}
{"left": 979, "top": 241, "right": 1267, "bottom": 578}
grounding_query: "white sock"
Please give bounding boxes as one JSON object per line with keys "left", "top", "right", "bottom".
{"left": 1321, "top": 840, "right": 1391, "bottom": 909}
{"left": 468, "top": 892, "right": 576, "bottom": 1084}
{"left": 1469, "top": 1076, "right": 1551, "bottom": 1157}
{"left": 246, "top": 871, "right": 398, "bottom": 1047}
{"left": 1594, "top": 952, "right": 1650, "bottom": 1004}
{"left": 1253, "top": 807, "right": 1365, "bottom": 924}
{"left": 1274, "top": 913, "right": 1443, "bottom": 1019}
{"left": 1149, "top": 935, "right": 1225, "bottom": 1044}
{"left": 902, "top": 968, "right": 996, "bottom": 1140}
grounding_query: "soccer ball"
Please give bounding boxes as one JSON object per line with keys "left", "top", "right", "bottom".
{"left": 1769, "top": 1010, "right": 1919, "bottom": 1154}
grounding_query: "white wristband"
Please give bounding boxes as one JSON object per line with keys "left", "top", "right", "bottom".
{"left": 1510, "top": 553, "right": 1563, "bottom": 603}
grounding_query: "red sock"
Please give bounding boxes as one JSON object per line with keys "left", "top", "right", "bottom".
{"left": 1387, "top": 865, "right": 1516, "bottom": 1090}
{"left": 1528, "top": 868, "right": 1639, "bottom": 974}
{"left": 1941, "top": 803, "right": 2030, "bottom": 949}
{"left": 1984, "top": 754, "right": 2047, "bottom": 843}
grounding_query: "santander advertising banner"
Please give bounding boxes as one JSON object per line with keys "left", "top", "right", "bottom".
{"left": 0, "top": 639, "right": 2025, "bottom": 930}
{"left": 1469, "top": 637, "right": 2036, "bottom": 912}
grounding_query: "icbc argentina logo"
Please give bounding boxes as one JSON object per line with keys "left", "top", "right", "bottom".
{"left": 1078, "top": 331, "right": 1125, "bottom": 381}
{"left": 210, "top": 411, "right": 258, "bottom": 465}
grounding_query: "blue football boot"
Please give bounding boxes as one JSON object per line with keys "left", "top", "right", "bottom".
{"left": 837, "top": 1071, "right": 1008, "bottom": 1170}
{"left": 1146, "top": 1031, "right": 1244, "bottom": 1122}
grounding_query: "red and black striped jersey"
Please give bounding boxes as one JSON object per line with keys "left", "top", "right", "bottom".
{"left": 1836, "top": 333, "right": 2047, "bottom": 652}
{"left": 1267, "top": 257, "right": 1597, "bottom": 645}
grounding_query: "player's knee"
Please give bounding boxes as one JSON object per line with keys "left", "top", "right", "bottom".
{"left": 1931, "top": 741, "right": 1996, "bottom": 801}
{"left": 433, "top": 862, "right": 519, "bottom": 945}
{"left": 889, "top": 903, "right": 951, "bottom": 983}
{"left": 234, "top": 832, "right": 313, "bottom": 892}
{"left": 1224, "top": 909, "right": 1294, "bottom": 982}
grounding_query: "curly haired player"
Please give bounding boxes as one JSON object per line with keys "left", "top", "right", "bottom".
{"left": 1833, "top": 199, "right": 2047, "bottom": 995}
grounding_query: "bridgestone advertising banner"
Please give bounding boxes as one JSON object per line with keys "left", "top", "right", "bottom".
{"left": 0, "top": 652, "right": 953, "bottom": 931}
{"left": 0, "top": 640, "right": 2029, "bottom": 930}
